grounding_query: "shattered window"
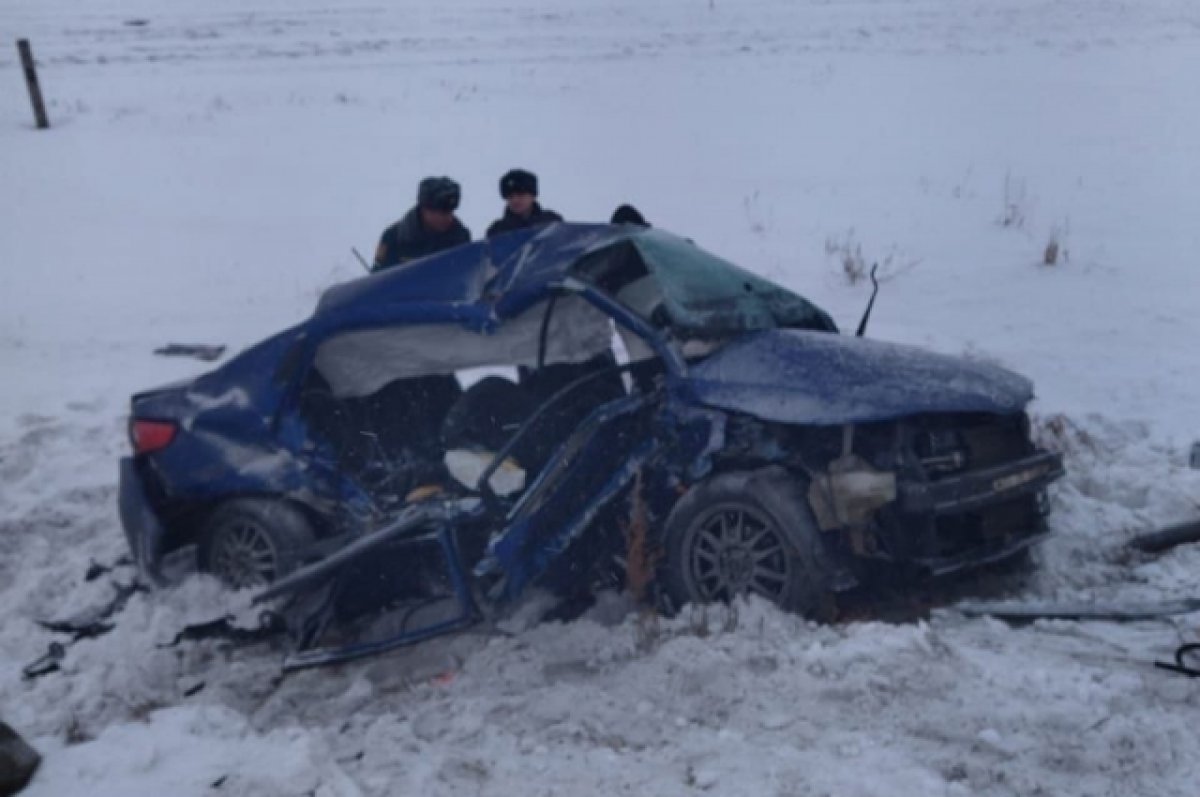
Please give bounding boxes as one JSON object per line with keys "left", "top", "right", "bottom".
{"left": 629, "top": 230, "right": 838, "bottom": 336}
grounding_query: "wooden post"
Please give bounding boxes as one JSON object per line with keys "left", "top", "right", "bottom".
{"left": 17, "top": 39, "right": 50, "bottom": 129}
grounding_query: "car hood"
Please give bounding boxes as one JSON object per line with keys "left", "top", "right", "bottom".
{"left": 685, "top": 329, "right": 1034, "bottom": 425}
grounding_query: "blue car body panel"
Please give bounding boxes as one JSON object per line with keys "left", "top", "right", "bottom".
{"left": 132, "top": 327, "right": 320, "bottom": 499}
{"left": 686, "top": 328, "right": 1034, "bottom": 426}
{"left": 312, "top": 224, "right": 623, "bottom": 333}
{"left": 479, "top": 394, "right": 652, "bottom": 601}
{"left": 134, "top": 326, "right": 303, "bottom": 440}
{"left": 118, "top": 456, "right": 167, "bottom": 580}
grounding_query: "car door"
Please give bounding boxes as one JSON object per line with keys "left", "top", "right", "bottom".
{"left": 477, "top": 390, "right": 656, "bottom": 602}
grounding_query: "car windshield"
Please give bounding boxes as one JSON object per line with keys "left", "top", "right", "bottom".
{"left": 577, "top": 229, "right": 838, "bottom": 338}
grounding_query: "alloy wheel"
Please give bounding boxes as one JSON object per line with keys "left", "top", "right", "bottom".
{"left": 682, "top": 503, "right": 791, "bottom": 602}
{"left": 209, "top": 519, "right": 278, "bottom": 589}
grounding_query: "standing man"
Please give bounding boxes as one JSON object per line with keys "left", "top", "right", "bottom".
{"left": 486, "top": 168, "right": 563, "bottom": 239}
{"left": 373, "top": 176, "right": 471, "bottom": 272}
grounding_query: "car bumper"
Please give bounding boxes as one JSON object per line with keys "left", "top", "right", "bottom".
{"left": 118, "top": 457, "right": 169, "bottom": 585}
{"left": 869, "top": 451, "right": 1063, "bottom": 575}
{"left": 909, "top": 526, "right": 1049, "bottom": 577}
{"left": 896, "top": 451, "right": 1064, "bottom": 515}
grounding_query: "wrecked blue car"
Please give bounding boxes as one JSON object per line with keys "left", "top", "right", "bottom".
{"left": 119, "top": 223, "right": 1063, "bottom": 667}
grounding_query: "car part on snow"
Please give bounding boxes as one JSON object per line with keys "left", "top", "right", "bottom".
{"left": 158, "top": 613, "right": 284, "bottom": 649}
{"left": 152, "top": 343, "right": 226, "bottom": 362}
{"left": 955, "top": 598, "right": 1200, "bottom": 623}
{"left": 200, "top": 499, "right": 317, "bottom": 590}
{"left": 0, "top": 722, "right": 41, "bottom": 796}
{"left": 22, "top": 569, "right": 285, "bottom": 678}
{"left": 84, "top": 555, "right": 131, "bottom": 582}
{"left": 23, "top": 581, "right": 146, "bottom": 680}
{"left": 1128, "top": 517, "right": 1200, "bottom": 555}
{"left": 1155, "top": 643, "right": 1200, "bottom": 678}
{"left": 37, "top": 581, "right": 145, "bottom": 639}
{"left": 21, "top": 643, "right": 65, "bottom": 680}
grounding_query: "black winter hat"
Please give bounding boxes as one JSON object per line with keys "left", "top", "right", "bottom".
{"left": 610, "top": 204, "right": 649, "bottom": 226}
{"left": 499, "top": 168, "right": 538, "bottom": 198}
{"left": 417, "top": 176, "right": 461, "bottom": 212}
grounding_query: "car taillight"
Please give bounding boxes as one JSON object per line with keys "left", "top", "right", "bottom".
{"left": 130, "top": 419, "right": 177, "bottom": 454}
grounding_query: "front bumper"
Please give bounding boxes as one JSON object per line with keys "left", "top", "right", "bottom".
{"left": 907, "top": 526, "right": 1049, "bottom": 577}
{"left": 869, "top": 450, "right": 1063, "bottom": 575}
{"left": 118, "top": 457, "right": 169, "bottom": 585}
{"left": 897, "top": 451, "right": 1063, "bottom": 515}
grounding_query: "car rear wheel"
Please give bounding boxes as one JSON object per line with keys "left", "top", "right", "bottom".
{"left": 661, "top": 467, "right": 837, "bottom": 620}
{"left": 200, "top": 499, "right": 315, "bottom": 589}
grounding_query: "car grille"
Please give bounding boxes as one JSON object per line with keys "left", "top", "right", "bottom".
{"left": 855, "top": 413, "right": 1047, "bottom": 564}
{"left": 911, "top": 413, "right": 1032, "bottom": 480}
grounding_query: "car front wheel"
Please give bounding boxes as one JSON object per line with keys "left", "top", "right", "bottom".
{"left": 661, "top": 467, "right": 837, "bottom": 619}
{"left": 199, "top": 499, "right": 315, "bottom": 589}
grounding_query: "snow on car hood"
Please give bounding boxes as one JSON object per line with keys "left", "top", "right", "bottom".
{"left": 686, "top": 329, "right": 1034, "bottom": 425}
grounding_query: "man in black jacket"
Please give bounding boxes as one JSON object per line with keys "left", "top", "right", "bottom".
{"left": 485, "top": 169, "right": 563, "bottom": 239}
{"left": 372, "top": 176, "right": 471, "bottom": 272}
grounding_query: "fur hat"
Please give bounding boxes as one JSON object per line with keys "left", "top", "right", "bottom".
{"left": 417, "top": 176, "right": 461, "bottom": 212}
{"left": 499, "top": 168, "right": 538, "bottom": 198}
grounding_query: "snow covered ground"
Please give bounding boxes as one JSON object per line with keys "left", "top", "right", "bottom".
{"left": 2, "top": 0, "right": 1199, "bottom": 794}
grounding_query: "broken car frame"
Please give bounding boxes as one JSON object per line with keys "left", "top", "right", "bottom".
{"left": 117, "top": 224, "right": 1064, "bottom": 668}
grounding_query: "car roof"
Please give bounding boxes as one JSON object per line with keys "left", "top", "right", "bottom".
{"left": 308, "top": 222, "right": 835, "bottom": 341}
{"left": 314, "top": 223, "right": 641, "bottom": 328}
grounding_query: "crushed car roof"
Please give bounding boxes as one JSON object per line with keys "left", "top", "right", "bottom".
{"left": 313, "top": 223, "right": 836, "bottom": 337}
{"left": 315, "top": 223, "right": 633, "bottom": 324}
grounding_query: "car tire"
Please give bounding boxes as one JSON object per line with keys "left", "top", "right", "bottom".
{"left": 661, "top": 467, "right": 837, "bottom": 620}
{"left": 199, "top": 499, "right": 316, "bottom": 589}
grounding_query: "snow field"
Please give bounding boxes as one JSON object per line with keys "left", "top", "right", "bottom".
{"left": 2, "top": 1, "right": 1199, "bottom": 794}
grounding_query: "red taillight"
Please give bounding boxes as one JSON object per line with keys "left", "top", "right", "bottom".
{"left": 130, "top": 419, "right": 177, "bottom": 454}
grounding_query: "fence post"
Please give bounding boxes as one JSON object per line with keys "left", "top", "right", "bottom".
{"left": 17, "top": 39, "right": 50, "bottom": 129}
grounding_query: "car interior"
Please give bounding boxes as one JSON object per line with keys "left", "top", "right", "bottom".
{"left": 295, "top": 290, "right": 641, "bottom": 507}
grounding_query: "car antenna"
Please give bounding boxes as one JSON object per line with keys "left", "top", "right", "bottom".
{"left": 854, "top": 264, "right": 881, "bottom": 337}
{"left": 351, "top": 247, "right": 371, "bottom": 274}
